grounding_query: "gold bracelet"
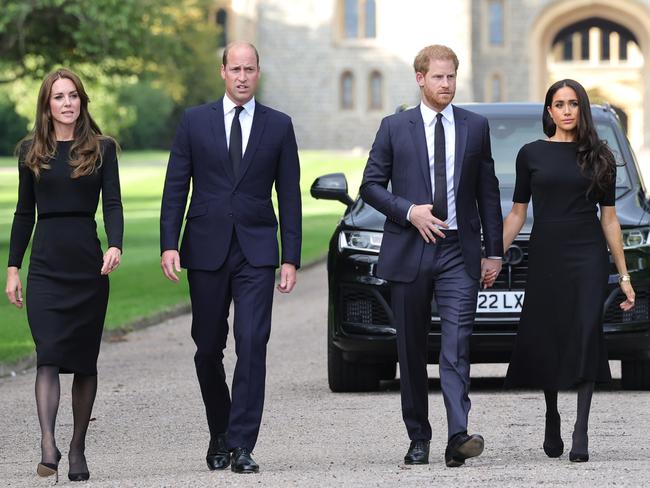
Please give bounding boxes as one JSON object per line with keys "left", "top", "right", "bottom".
{"left": 618, "top": 274, "right": 631, "bottom": 284}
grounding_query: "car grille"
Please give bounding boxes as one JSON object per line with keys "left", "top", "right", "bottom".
{"left": 493, "top": 240, "right": 529, "bottom": 290}
{"left": 604, "top": 288, "right": 650, "bottom": 324}
{"left": 340, "top": 286, "right": 391, "bottom": 326}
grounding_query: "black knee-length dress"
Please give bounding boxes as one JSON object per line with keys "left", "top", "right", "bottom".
{"left": 8, "top": 139, "right": 123, "bottom": 375}
{"left": 505, "top": 140, "right": 613, "bottom": 390}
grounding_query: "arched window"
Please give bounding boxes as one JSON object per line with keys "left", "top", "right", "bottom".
{"left": 216, "top": 8, "right": 228, "bottom": 48}
{"left": 486, "top": 73, "right": 504, "bottom": 102}
{"left": 487, "top": 0, "right": 504, "bottom": 45}
{"left": 341, "top": 71, "right": 355, "bottom": 110}
{"left": 342, "top": 0, "right": 377, "bottom": 39}
{"left": 368, "top": 71, "right": 383, "bottom": 110}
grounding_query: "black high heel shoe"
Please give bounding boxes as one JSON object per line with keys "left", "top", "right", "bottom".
{"left": 569, "top": 451, "right": 589, "bottom": 462}
{"left": 68, "top": 452, "right": 90, "bottom": 482}
{"left": 37, "top": 448, "right": 61, "bottom": 482}
{"left": 543, "top": 412, "right": 564, "bottom": 458}
{"left": 569, "top": 430, "right": 589, "bottom": 462}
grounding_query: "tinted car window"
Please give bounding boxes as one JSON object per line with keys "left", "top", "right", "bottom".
{"left": 487, "top": 116, "right": 632, "bottom": 190}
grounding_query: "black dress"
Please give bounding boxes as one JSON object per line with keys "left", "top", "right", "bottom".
{"left": 8, "top": 139, "right": 123, "bottom": 375}
{"left": 505, "top": 140, "right": 613, "bottom": 390}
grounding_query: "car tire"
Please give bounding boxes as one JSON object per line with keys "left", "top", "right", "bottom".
{"left": 377, "top": 361, "right": 397, "bottom": 381}
{"left": 621, "top": 359, "right": 650, "bottom": 390}
{"left": 328, "top": 341, "right": 380, "bottom": 392}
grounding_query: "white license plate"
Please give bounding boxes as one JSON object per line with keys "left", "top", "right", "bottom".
{"left": 476, "top": 291, "right": 524, "bottom": 313}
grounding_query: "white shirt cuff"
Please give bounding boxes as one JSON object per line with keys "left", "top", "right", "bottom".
{"left": 406, "top": 204, "right": 415, "bottom": 222}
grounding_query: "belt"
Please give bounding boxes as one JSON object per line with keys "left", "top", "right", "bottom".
{"left": 38, "top": 211, "right": 94, "bottom": 220}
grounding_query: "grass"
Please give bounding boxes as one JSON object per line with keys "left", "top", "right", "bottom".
{"left": 0, "top": 150, "right": 366, "bottom": 364}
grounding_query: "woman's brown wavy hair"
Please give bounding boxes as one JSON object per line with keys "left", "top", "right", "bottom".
{"left": 18, "top": 68, "right": 108, "bottom": 178}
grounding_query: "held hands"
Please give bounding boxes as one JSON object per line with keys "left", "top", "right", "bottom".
{"left": 409, "top": 204, "right": 448, "bottom": 243}
{"left": 619, "top": 281, "right": 635, "bottom": 311}
{"left": 5, "top": 267, "right": 23, "bottom": 308}
{"left": 161, "top": 250, "right": 181, "bottom": 282}
{"left": 480, "top": 258, "right": 502, "bottom": 289}
{"left": 277, "top": 263, "right": 297, "bottom": 294}
{"left": 101, "top": 247, "right": 122, "bottom": 275}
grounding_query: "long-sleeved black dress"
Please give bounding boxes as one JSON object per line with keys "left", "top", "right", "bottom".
{"left": 505, "top": 140, "right": 613, "bottom": 389}
{"left": 8, "top": 139, "right": 123, "bottom": 375}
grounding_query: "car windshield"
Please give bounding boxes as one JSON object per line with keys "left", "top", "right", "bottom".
{"left": 487, "top": 116, "right": 631, "bottom": 189}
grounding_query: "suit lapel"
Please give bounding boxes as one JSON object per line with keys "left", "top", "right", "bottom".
{"left": 453, "top": 105, "right": 468, "bottom": 191}
{"left": 210, "top": 99, "right": 235, "bottom": 183}
{"left": 409, "top": 106, "right": 433, "bottom": 198}
{"left": 235, "top": 103, "right": 268, "bottom": 186}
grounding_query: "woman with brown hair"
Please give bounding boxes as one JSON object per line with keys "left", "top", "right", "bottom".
{"left": 495, "top": 79, "right": 635, "bottom": 462}
{"left": 5, "top": 68, "right": 123, "bottom": 482}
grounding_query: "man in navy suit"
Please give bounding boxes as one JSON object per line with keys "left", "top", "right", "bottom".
{"left": 160, "top": 42, "right": 301, "bottom": 474}
{"left": 360, "top": 45, "right": 503, "bottom": 467}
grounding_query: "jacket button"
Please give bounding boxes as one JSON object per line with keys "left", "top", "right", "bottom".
{"left": 228, "top": 213, "right": 233, "bottom": 217}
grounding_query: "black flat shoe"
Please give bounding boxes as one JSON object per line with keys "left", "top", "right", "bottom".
{"left": 206, "top": 433, "right": 230, "bottom": 470}
{"left": 569, "top": 451, "right": 589, "bottom": 462}
{"left": 231, "top": 447, "right": 259, "bottom": 473}
{"left": 404, "top": 440, "right": 430, "bottom": 465}
{"left": 445, "top": 432, "right": 484, "bottom": 468}
{"left": 37, "top": 447, "right": 61, "bottom": 482}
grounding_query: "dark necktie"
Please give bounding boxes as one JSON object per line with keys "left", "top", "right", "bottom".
{"left": 229, "top": 105, "right": 244, "bottom": 176}
{"left": 432, "top": 112, "right": 448, "bottom": 221}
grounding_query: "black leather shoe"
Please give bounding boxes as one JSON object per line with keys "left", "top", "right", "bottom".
{"left": 445, "top": 432, "right": 484, "bottom": 467}
{"left": 231, "top": 447, "right": 259, "bottom": 473}
{"left": 206, "top": 434, "right": 230, "bottom": 470}
{"left": 404, "top": 440, "right": 430, "bottom": 465}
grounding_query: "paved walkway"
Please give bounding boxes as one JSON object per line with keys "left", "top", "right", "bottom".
{"left": 1, "top": 263, "right": 649, "bottom": 486}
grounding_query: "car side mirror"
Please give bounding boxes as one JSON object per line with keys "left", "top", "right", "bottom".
{"left": 310, "top": 173, "right": 355, "bottom": 207}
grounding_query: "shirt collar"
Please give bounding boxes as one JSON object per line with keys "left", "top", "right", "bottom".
{"left": 419, "top": 102, "right": 454, "bottom": 126}
{"left": 223, "top": 94, "right": 256, "bottom": 117}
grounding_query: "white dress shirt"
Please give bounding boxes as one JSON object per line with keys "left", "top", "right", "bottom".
{"left": 410, "top": 103, "right": 457, "bottom": 229}
{"left": 223, "top": 94, "right": 255, "bottom": 156}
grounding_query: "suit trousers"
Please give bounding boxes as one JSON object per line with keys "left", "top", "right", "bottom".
{"left": 390, "top": 232, "right": 479, "bottom": 441}
{"left": 187, "top": 232, "right": 275, "bottom": 450}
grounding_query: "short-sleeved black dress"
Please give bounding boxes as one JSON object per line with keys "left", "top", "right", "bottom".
{"left": 8, "top": 139, "right": 123, "bottom": 375}
{"left": 505, "top": 140, "right": 613, "bottom": 389}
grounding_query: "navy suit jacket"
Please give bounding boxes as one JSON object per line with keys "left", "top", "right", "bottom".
{"left": 360, "top": 104, "right": 503, "bottom": 282}
{"left": 160, "top": 98, "right": 301, "bottom": 270}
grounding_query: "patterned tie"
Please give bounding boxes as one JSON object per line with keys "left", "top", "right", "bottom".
{"left": 229, "top": 105, "right": 244, "bottom": 176}
{"left": 432, "top": 113, "right": 448, "bottom": 221}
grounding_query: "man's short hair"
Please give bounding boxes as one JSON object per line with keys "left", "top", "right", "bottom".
{"left": 222, "top": 42, "right": 260, "bottom": 67}
{"left": 413, "top": 45, "right": 459, "bottom": 74}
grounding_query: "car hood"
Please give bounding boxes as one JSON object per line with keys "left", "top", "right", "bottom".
{"left": 346, "top": 186, "right": 649, "bottom": 232}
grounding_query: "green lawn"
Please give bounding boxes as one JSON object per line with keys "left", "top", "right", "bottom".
{"left": 0, "top": 150, "right": 366, "bottom": 363}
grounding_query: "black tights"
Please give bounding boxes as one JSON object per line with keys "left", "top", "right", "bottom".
{"left": 543, "top": 382, "right": 594, "bottom": 454}
{"left": 35, "top": 366, "right": 97, "bottom": 472}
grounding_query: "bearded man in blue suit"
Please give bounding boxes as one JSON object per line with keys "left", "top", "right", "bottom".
{"left": 361, "top": 44, "right": 503, "bottom": 467}
{"left": 160, "top": 42, "right": 301, "bottom": 474}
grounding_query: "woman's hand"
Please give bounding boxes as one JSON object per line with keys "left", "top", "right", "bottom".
{"left": 619, "top": 281, "right": 635, "bottom": 311}
{"left": 101, "top": 247, "right": 122, "bottom": 275}
{"left": 6, "top": 267, "right": 23, "bottom": 308}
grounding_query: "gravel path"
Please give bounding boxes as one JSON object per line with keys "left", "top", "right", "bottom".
{"left": 1, "top": 262, "right": 648, "bottom": 487}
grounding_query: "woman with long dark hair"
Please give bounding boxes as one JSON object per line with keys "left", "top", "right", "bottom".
{"left": 496, "top": 79, "right": 634, "bottom": 462}
{"left": 5, "top": 68, "right": 123, "bottom": 482}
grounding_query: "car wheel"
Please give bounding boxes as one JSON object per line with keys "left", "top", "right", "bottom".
{"left": 328, "top": 341, "right": 380, "bottom": 392}
{"left": 377, "top": 361, "right": 397, "bottom": 381}
{"left": 621, "top": 359, "right": 650, "bottom": 390}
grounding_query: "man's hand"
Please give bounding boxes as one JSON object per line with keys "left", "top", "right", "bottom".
{"left": 481, "top": 258, "right": 502, "bottom": 289}
{"left": 277, "top": 263, "right": 297, "bottom": 294}
{"left": 409, "top": 204, "right": 448, "bottom": 243}
{"left": 161, "top": 250, "right": 182, "bottom": 282}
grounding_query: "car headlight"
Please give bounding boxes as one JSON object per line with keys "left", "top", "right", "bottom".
{"left": 338, "top": 230, "right": 383, "bottom": 253}
{"left": 622, "top": 227, "right": 650, "bottom": 249}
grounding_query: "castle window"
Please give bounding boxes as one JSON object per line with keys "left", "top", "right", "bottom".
{"left": 369, "top": 71, "right": 383, "bottom": 110}
{"left": 488, "top": 0, "right": 504, "bottom": 45}
{"left": 341, "top": 71, "right": 355, "bottom": 110}
{"left": 342, "top": 0, "right": 377, "bottom": 39}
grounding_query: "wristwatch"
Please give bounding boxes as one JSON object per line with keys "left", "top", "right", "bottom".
{"left": 618, "top": 274, "right": 631, "bottom": 284}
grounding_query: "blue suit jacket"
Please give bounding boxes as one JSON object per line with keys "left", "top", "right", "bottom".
{"left": 160, "top": 98, "right": 302, "bottom": 270}
{"left": 360, "top": 104, "right": 503, "bottom": 282}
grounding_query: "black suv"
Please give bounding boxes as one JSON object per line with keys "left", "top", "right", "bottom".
{"left": 312, "top": 103, "right": 650, "bottom": 392}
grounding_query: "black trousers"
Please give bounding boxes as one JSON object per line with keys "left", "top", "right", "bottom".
{"left": 391, "top": 234, "right": 479, "bottom": 441}
{"left": 187, "top": 233, "right": 275, "bottom": 450}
